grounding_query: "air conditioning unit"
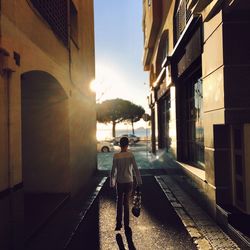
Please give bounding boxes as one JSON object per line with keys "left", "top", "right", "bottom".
{"left": 231, "top": 124, "right": 250, "bottom": 214}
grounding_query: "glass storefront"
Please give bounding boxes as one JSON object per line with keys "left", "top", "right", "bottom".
{"left": 186, "top": 78, "right": 204, "bottom": 167}
{"left": 158, "top": 94, "right": 171, "bottom": 150}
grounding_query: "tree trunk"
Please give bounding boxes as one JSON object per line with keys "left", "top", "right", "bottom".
{"left": 112, "top": 121, "right": 116, "bottom": 137}
{"left": 131, "top": 119, "right": 135, "bottom": 135}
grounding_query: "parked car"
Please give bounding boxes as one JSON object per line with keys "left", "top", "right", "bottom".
{"left": 97, "top": 141, "right": 114, "bottom": 152}
{"left": 114, "top": 134, "right": 140, "bottom": 145}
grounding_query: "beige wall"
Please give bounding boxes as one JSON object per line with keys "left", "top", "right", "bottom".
{"left": 0, "top": 0, "right": 96, "bottom": 194}
{"left": 202, "top": 11, "right": 224, "bottom": 198}
{"left": 202, "top": 3, "right": 250, "bottom": 211}
{"left": 143, "top": 0, "right": 250, "bottom": 216}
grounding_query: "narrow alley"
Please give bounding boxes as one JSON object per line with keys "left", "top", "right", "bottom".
{"left": 66, "top": 176, "right": 196, "bottom": 250}
{"left": 1, "top": 1, "right": 250, "bottom": 249}
{"left": 24, "top": 143, "right": 241, "bottom": 250}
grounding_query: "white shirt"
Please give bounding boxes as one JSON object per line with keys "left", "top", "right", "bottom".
{"left": 110, "top": 151, "right": 142, "bottom": 187}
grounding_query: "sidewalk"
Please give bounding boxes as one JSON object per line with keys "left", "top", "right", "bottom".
{"left": 24, "top": 176, "right": 106, "bottom": 250}
{"left": 23, "top": 170, "right": 242, "bottom": 250}
{"left": 23, "top": 143, "right": 244, "bottom": 250}
{"left": 156, "top": 176, "right": 240, "bottom": 250}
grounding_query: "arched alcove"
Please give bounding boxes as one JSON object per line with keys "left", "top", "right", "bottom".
{"left": 21, "top": 71, "right": 70, "bottom": 193}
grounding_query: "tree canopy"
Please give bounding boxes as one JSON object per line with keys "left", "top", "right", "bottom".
{"left": 125, "top": 103, "right": 145, "bottom": 134}
{"left": 96, "top": 98, "right": 145, "bottom": 137}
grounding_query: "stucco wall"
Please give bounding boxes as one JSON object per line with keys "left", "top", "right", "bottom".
{"left": 0, "top": 0, "right": 96, "bottom": 194}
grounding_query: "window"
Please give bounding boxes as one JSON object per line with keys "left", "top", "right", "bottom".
{"left": 148, "top": 0, "right": 152, "bottom": 7}
{"left": 186, "top": 78, "right": 204, "bottom": 167}
{"left": 158, "top": 95, "right": 171, "bottom": 150}
{"left": 156, "top": 31, "right": 169, "bottom": 76}
{"left": 174, "top": 0, "right": 192, "bottom": 44}
{"left": 30, "top": 0, "right": 68, "bottom": 46}
{"left": 70, "top": 0, "right": 78, "bottom": 46}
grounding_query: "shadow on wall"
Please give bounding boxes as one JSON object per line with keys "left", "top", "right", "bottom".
{"left": 21, "top": 70, "right": 70, "bottom": 194}
{"left": 21, "top": 70, "right": 70, "bottom": 240}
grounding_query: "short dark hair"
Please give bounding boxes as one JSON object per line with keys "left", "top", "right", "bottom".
{"left": 120, "top": 137, "right": 129, "bottom": 147}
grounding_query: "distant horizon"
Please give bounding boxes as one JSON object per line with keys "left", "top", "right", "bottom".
{"left": 98, "top": 126, "right": 149, "bottom": 131}
{"left": 96, "top": 120, "right": 151, "bottom": 140}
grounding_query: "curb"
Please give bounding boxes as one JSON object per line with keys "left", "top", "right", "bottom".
{"left": 155, "top": 176, "right": 213, "bottom": 250}
{"left": 155, "top": 176, "right": 240, "bottom": 250}
{"left": 63, "top": 177, "right": 107, "bottom": 249}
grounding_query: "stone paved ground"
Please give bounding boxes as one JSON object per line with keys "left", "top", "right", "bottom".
{"left": 97, "top": 143, "right": 241, "bottom": 250}
{"left": 67, "top": 176, "right": 197, "bottom": 250}
{"left": 156, "top": 176, "right": 240, "bottom": 250}
{"left": 97, "top": 143, "right": 177, "bottom": 170}
{"left": 24, "top": 143, "right": 241, "bottom": 250}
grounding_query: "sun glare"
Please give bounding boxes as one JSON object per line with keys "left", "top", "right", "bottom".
{"left": 90, "top": 79, "right": 99, "bottom": 93}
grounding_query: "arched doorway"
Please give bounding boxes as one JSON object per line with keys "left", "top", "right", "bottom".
{"left": 21, "top": 71, "right": 70, "bottom": 194}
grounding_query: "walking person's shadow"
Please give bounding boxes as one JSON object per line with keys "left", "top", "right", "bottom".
{"left": 125, "top": 226, "right": 136, "bottom": 250}
{"left": 116, "top": 233, "right": 126, "bottom": 250}
{"left": 115, "top": 227, "right": 136, "bottom": 250}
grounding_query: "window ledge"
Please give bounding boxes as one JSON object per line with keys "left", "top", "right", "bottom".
{"left": 176, "top": 161, "right": 206, "bottom": 181}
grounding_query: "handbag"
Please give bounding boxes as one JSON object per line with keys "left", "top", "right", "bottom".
{"left": 132, "top": 186, "right": 141, "bottom": 217}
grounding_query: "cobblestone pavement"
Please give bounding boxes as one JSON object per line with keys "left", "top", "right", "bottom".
{"left": 156, "top": 176, "right": 240, "bottom": 250}
{"left": 67, "top": 176, "right": 197, "bottom": 250}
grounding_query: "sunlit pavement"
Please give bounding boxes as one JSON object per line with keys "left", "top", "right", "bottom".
{"left": 24, "top": 143, "right": 240, "bottom": 250}
{"left": 97, "top": 141, "right": 176, "bottom": 171}
{"left": 66, "top": 176, "right": 197, "bottom": 250}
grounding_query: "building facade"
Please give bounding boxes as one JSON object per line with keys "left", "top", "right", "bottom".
{"left": 143, "top": 0, "right": 250, "bottom": 239}
{"left": 0, "top": 0, "right": 96, "bottom": 247}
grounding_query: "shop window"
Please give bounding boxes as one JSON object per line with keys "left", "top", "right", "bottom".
{"left": 186, "top": 78, "right": 204, "bottom": 167}
{"left": 158, "top": 95, "right": 171, "bottom": 150}
{"left": 30, "top": 0, "right": 68, "bottom": 46}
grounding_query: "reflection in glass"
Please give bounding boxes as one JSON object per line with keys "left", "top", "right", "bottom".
{"left": 186, "top": 78, "right": 204, "bottom": 167}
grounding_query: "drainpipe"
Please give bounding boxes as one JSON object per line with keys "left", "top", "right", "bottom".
{"left": 0, "top": 0, "right": 15, "bottom": 198}
{"left": 1, "top": 57, "right": 15, "bottom": 250}
{"left": 1, "top": 55, "right": 16, "bottom": 192}
{"left": 1, "top": 23, "right": 16, "bottom": 250}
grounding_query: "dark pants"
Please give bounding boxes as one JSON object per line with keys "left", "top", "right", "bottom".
{"left": 116, "top": 182, "right": 133, "bottom": 227}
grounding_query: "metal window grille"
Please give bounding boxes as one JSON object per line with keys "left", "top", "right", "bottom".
{"left": 70, "top": 0, "right": 78, "bottom": 44}
{"left": 30, "top": 0, "right": 68, "bottom": 46}
{"left": 174, "top": 0, "right": 192, "bottom": 43}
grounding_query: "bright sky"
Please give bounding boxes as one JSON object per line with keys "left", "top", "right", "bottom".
{"left": 94, "top": 0, "right": 150, "bottom": 138}
{"left": 94, "top": 0, "right": 149, "bottom": 110}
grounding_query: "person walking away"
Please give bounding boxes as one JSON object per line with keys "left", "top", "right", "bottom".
{"left": 110, "top": 137, "right": 142, "bottom": 231}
